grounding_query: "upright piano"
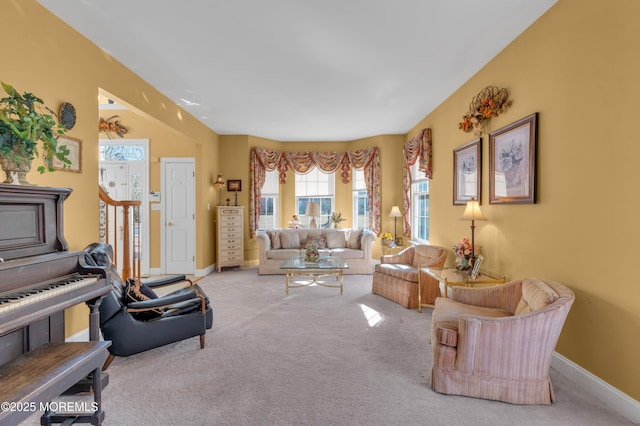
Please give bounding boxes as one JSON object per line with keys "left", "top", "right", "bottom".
{"left": 0, "top": 184, "right": 112, "bottom": 425}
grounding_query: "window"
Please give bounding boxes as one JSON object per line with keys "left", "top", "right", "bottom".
{"left": 352, "top": 169, "right": 369, "bottom": 229}
{"left": 411, "top": 162, "right": 430, "bottom": 242}
{"left": 258, "top": 170, "right": 278, "bottom": 229}
{"left": 295, "top": 168, "right": 334, "bottom": 228}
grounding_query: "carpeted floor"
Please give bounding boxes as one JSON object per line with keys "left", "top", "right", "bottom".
{"left": 25, "top": 267, "right": 633, "bottom": 425}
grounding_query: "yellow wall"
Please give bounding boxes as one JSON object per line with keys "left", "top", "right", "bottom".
{"left": 4, "top": 1, "right": 219, "bottom": 337}
{"left": 407, "top": 0, "right": 640, "bottom": 400}
{"left": 5, "top": 0, "right": 638, "bottom": 402}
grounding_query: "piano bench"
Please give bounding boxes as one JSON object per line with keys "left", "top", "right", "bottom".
{"left": 0, "top": 341, "right": 111, "bottom": 426}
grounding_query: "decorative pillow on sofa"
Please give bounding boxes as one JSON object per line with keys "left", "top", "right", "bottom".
{"left": 514, "top": 279, "right": 559, "bottom": 315}
{"left": 267, "top": 230, "right": 281, "bottom": 249}
{"left": 346, "top": 229, "right": 362, "bottom": 249}
{"left": 124, "top": 278, "right": 163, "bottom": 319}
{"left": 325, "top": 230, "right": 346, "bottom": 249}
{"left": 304, "top": 236, "right": 327, "bottom": 249}
{"left": 280, "top": 230, "right": 301, "bottom": 249}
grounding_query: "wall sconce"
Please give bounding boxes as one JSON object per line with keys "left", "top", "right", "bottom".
{"left": 306, "top": 202, "right": 320, "bottom": 229}
{"left": 213, "top": 174, "right": 225, "bottom": 205}
{"left": 389, "top": 205, "right": 402, "bottom": 246}
{"left": 460, "top": 198, "right": 487, "bottom": 265}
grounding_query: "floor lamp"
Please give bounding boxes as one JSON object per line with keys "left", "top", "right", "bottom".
{"left": 306, "top": 202, "right": 320, "bottom": 229}
{"left": 461, "top": 198, "right": 487, "bottom": 265}
{"left": 389, "top": 205, "right": 402, "bottom": 245}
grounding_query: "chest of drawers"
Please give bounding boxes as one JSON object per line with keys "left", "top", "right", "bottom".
{"left": 216, "top": 206, "right": 244, "bottom": 272}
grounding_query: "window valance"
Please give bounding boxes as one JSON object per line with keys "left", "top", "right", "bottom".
{"left": 402, "top": 128, "right": 432, "bottom": 236}
{"left": 249, "top": 147, "right": 381, "bottom": 237}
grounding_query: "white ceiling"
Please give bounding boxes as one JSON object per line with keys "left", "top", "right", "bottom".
{"left": 38, "top": 0, "right": 556, "bottom": 142}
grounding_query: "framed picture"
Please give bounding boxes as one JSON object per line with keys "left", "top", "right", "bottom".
{"left": 53, "top": 135, "right": 82, "bottom": 173}
{"left": 453, "top": 138, "right": 481, "bottom": 205}
{"left": 227, "top": 179, "right": 242, "bottom": 192}
{"left": 489, "top": 113, "right": 538, "bottom": 204}
{"left": 471, "top": 255, "right": 483, "bottom": 281}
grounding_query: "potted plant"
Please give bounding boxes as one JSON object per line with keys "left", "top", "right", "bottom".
{"left": 0, "top": 81, "right": 70, "bottom": 184}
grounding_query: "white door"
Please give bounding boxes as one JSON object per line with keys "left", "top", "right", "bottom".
{"left": 162, "top": 158, "right": 195, "bottom": 274}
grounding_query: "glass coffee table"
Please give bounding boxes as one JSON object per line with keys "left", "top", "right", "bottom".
{"left": 280, "top": 256, "right": 348, "bottom": 295}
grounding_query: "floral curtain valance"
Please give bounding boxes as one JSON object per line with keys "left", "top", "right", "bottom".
{"left": 402, "top": 128, "right": 432, "bottom": 236}
{"left": 250, "top": 147, "right": 381, "bottom": 237}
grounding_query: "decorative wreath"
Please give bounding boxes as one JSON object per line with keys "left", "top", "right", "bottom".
{"left": 459, "top": 86, "right": 511, "bottom": 135}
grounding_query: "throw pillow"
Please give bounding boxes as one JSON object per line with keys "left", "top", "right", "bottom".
{"left": 267, "top": 230, "right": 281, "bottom": 249}
{"left": 304, "top": 236, "right": 327, "bottom": 249}
{"left": 280, "top": 230, "right": 301, "bottom": 249}
{"left": 346, "top": 229, "right": 362, "bottom": 249}
{"left": 514, "top": 279, "right": 558, "bottom": 315}
{"left": 325, "top": 230, "right": 346, "bottom": 249}
{"left": 124, "top": 278, "right": 163, "bottom": 320}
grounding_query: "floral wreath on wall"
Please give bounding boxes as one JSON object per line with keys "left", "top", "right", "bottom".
{"left": 458, "top": 86, "right": 511, "bottom": 135}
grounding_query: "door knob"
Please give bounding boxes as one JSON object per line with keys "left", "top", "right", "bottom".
{"left": 167, "top": 222, "right": 173, "bottom": 227}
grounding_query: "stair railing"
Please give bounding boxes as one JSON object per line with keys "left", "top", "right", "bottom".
{"left": 99, "top": 186, "right": 142, "bottom": 281}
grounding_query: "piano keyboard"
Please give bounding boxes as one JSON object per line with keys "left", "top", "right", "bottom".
{"left": 0, "top": 274, "right": 99, "bottom": 314}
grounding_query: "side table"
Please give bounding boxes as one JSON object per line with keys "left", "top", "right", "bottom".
{"left": 417, "top": 266, "right": 506, "bottom": 313}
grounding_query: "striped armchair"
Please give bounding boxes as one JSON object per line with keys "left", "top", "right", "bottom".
{"left": 430, "top": 278, "right": 575, "bottom": 404}
{"left": 372, "top": 245, "right": 447, "bottom": 308}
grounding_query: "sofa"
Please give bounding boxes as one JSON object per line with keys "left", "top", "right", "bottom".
{"left": 431, "top": 278, "right": 575, "bottom": 404}
{"left": 256, "top": 228, "right": 375, "bottom": 274}
{"left": 371, "top": 244, "right": 448, "bottom": 308}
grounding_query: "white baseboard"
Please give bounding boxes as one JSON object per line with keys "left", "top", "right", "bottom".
{"left": 65, "top": 328, "right": 90, "bottom": 342}
{"left": 552, "top": 352, "right": 640, "bottom": 423}
{"left": 196, "top": 263, "right": 215, "bottom": 277}
{"left": 149, "top": 267, "right": 162, "bottom": 275}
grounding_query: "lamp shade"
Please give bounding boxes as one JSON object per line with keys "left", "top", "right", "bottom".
{"left": 461, "top": 199, "right": 487, "bottom": 221}
{"left": 213, "top": 174, "right": 225, "bottom": 188}
{"left": 305, "top": 202, "right": 320, "bottom": 217}
{"left": 389, "top": 205, "right": 402, "bottom": 217}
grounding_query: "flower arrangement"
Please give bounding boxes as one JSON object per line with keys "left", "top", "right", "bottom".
{"left": 458, "top": 86, "right": 511, "bottom": 135}
{"left": 453, "top": 237, "right": 474, "bottom": 271}
{"left": 288, "top": 214, "right": 301, "bottom": 229}
{"left": 380, "top": 232, "right": 395, "bottom": 246}
{"left": 330, "top": 211, "right": 346, "bottom": 228}
{"left": 304, "top": 240, "right": 320, "bottom": 263}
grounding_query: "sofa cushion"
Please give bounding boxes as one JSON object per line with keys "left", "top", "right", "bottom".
{"left": 374, "top": 263, "right": 419, "bottom": 282}
{"left": 434, "top": 297, "right": 511, "bottom": 347}
{"left": 412, "top": 245, "right": 445, "bottom": 268}
{"left": 514, "top": 278, "right": 559, "bottom": 315}
{"left": 346, "top": 229, "right": 362, "bottom": 249}
{"left": 266, "top": 249, "right": 303, "bottom": 260}
{"left": 325, "top": 230, "right": 346, "bottom": 248}
{"left": 280, "top": 230, "right": 301, "bottom": 249}
{"left": 329, "top": 248, "right": 364, "bottom": 260}
{"left": 267, "top": 230, "right": 281, "bottom": 249}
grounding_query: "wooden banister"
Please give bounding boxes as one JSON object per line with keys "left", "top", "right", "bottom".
{"left": 99, "top": 186, "right": 141, "bottom": 281}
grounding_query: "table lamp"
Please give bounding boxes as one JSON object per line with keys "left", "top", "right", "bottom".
{"left": 306, "top": 202, "right": 320, "bottom": 229}
{"left": 213, "top": 174, "right": 225, "bottom": 205}
{"left": 461, "top": 198, "right": 487, "bottom": 265}
{"left": 389, "top": 205, "right": 402, "bottom": 245}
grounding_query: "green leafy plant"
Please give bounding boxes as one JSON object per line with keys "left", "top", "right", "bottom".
{"left": 0, "top": 81, "right": 70, "bottom": 173}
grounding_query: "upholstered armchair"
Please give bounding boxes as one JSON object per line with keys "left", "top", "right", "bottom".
{"left": 371, "top": 244, "right": 448, "bottom": 308}
{"left": 430, "top": 278, "right": 575, "bottom": 404}
{"left": 83, "top": 243, "right": 214, "bottom": 370}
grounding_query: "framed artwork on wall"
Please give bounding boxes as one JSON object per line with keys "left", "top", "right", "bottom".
{"left": 53, "top": 135, "right": 82, "bottom": 173}
{"left": 227, "top": 179, "right": 242, "bottom": 192}
{"left": 489, "top": 112, "right": 538, "bottom": 204}
{"left": 453, "top": 138, "right": 481, "bottom": 205}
